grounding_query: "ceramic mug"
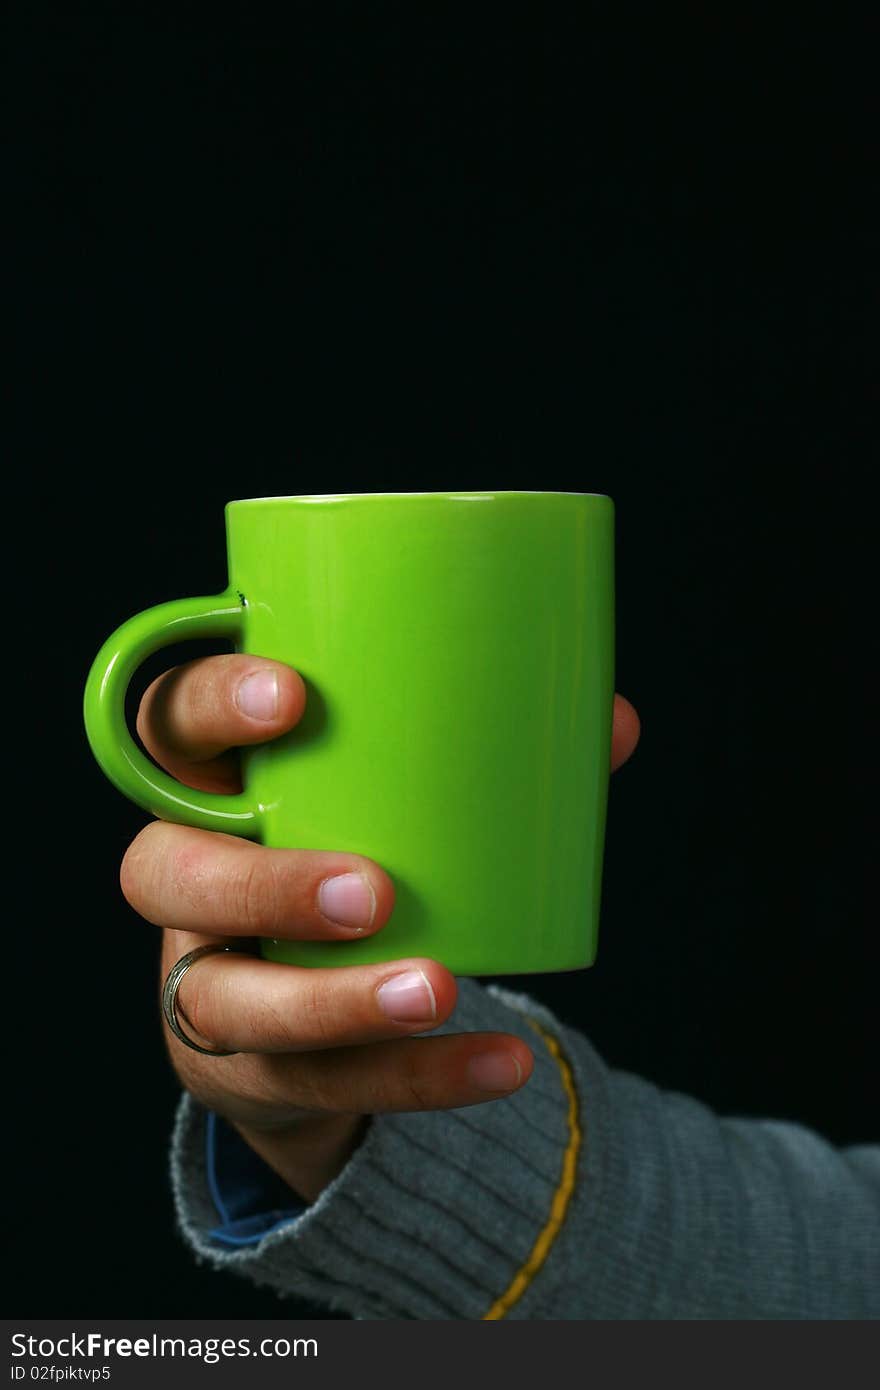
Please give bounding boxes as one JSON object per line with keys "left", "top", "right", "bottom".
{"left": 84, "top": 491, "right": 615, "bottom": 975}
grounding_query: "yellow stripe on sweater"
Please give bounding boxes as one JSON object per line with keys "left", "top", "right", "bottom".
{"left": 482, "top": 1018, "right": 582, "bottom": 1319}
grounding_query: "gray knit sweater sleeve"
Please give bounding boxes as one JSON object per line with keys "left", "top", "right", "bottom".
{"left": 169, "top": 980, "right": 880, "bottom": 1319}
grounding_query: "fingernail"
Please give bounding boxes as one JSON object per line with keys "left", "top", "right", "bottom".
{"left": 467, "top": 1052, "right": 523, "bottom": 1092}
{"left": 236, "top": 670, "right": 279, "bottom": 721}
{"left": 376, "top": 969, "right": 437, "bottom": 1023}
{"left": 318, "top": 872, "right": 377, "bottom": 930}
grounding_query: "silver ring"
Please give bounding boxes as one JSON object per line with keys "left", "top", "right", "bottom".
{"left": 162, "top": 945, "right": 239, "bottom": 1057}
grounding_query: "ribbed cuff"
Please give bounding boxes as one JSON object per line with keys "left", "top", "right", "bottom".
{"left": 171, "top": 977, "right": 880, "bottom": 1319}
{"left": 169, "top": 979, "right": 606, "bottom": 1320}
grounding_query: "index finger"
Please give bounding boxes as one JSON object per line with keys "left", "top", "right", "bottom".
{"left": 136, "top": 654, "right": 305, "bottom": 789}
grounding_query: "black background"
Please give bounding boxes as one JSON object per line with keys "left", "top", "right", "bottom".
{"left": 8, "top": 7, "right": 874, "bottom": 1316}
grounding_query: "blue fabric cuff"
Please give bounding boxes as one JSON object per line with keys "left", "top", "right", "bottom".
{"left": 205, "top": 1111, "right": 307, "bottom": 1247}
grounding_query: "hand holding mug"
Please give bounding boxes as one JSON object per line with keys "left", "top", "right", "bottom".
{"left": 120, "top": 653, "right": 639, "bottom": 1200}
{"left": 86, "top": 491, "right": 629, "bottom": 1198}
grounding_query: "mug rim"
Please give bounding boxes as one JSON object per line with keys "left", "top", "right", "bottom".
{"left": 228, "top": 490, "right": 610, "bottom": 505}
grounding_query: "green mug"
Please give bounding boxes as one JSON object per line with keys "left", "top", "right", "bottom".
{"left": 84, "top": 491, "right": 615, "bottom": 975}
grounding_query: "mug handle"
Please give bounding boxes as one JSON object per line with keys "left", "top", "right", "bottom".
{"left": 83, "top": 591, "right": 262, "bottom": 837}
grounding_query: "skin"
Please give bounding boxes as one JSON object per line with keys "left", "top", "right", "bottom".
{"left": 122, "top": 655, "right": 641, "bottom": 1202}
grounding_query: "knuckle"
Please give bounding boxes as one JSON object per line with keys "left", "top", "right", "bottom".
{"left": 127, "top": 825, "right": 216, "bottom": 925}
{"left": 355, "top": 1049, "right": 428, "bottom": 1113}
{"left": 300, "top": 975, "right": 334, "bottom": 1046}
{"left": 119, "top": 822, "right": 166, "bottom": 917}
{"left": 232, "top": 853, "right": 282, "bottom": 933}
{"left": 169, "top": 835, "right": 220, "bottom": 912}
{"left": 184, "top": 659, "right": 222, "bottom": 729}
{"left": 396, "top": 1051, "right": 433, "bottom": 1110}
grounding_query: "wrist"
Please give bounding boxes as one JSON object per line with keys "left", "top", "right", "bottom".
{"left": 233, "top": 1112, "right": 369, "bottom": 1204}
